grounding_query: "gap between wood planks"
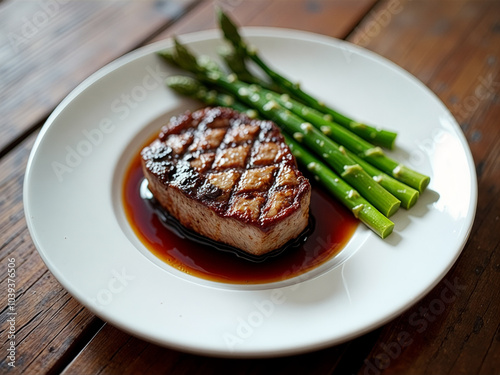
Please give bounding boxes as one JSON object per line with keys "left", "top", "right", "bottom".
{"left": 343, "top": 0, "right": 383, "bottom": 41}
{"left": 45, "top": 318, "right": 106, "bottom": 375}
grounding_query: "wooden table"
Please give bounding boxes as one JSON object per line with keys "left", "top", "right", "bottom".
{"left": 1, "top": 0, "right": 499, "bottom": 373}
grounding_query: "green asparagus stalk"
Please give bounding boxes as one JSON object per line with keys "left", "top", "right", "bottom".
{"left": 218, "top": 45, "right": 261, "bottom": 85}
{"left": 160, "top": 42, "right": 401, "bottom": 216}
{"left": 218, "top": 45, "right": 284, "bottom": 92}
{"left": 166, "top": 75, "right": 257, "bottom": 116}
{"left": 340, "top": 150, "right": 419, "bottom": 209}
{"left": 284, "top": 133, "right": 394, "bottom": 238}
{"left": 217, "top": 8, "right": 398, "bottom": 149}
{"left": 267, "top": 91, "right": 430, "bottom": 193}
{"left": 157, "top": 45, "right": 225, "bottom": 75}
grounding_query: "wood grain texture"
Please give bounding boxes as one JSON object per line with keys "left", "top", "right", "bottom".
{"left": 60, "top": 322, "right": 389, "bottom": 374}
{"left": 149, "top": 0, "right": 377, "bottom": 42}
{"left": 0, "top": 132, "right": 105, "bottom": 374}
{"left": 346, "top": 1, "right": 500, "bottom": 374}
{"left": 0, "top": 0, "right": 200, "bottom": 156}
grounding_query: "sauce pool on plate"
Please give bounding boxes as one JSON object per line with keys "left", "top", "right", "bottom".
{"left": 122, "top": 153, "right": 358, "bottom": 284}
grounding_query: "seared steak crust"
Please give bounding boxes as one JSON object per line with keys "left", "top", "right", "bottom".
{"left": 141, "top": 107, "right": 311, "bottom": 256}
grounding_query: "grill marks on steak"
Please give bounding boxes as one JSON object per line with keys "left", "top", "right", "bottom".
{"left": 141, "top": 107, "right": 311, "bottom": 255}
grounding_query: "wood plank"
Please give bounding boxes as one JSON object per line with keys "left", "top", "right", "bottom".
{"left": 61, "top": 321, "right": 382, "bottom": 375}
{"left": 0, "top": 1, "right": 203, "bottom": 373}
{"left": 0, "top": 0, "right": 200, "bottom": 156}
{"left": 343, "top": 0, "right": 500, "bottom": 374}
{"left": 0, "top": 132, "right": 105, "bottom": 374}
{"left": 149, "top": 0, "right": 377, "bottom": 42}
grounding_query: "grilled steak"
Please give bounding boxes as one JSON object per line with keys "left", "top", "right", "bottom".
{"left": 141, "top": 107, "right": 311, "bottom": 256}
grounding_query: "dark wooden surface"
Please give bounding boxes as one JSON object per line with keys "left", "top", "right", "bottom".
{"left": 1, "top": 0, "right": 498, "bottom": 374}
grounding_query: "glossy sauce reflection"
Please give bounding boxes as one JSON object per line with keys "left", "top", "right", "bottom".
{"left": 123, "top": 154, "right": 358, "bottom": 284}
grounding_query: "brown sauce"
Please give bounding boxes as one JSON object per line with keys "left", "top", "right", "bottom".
{"left": 122, "top": 152, "right": 358, "bottom": 284}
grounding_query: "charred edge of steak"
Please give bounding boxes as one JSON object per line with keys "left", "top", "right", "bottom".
{"left": 141, "top": 106, "right": 311, "bottom": 230}
{"left": 146, "top": 192, "right": 315, "bottom": 262}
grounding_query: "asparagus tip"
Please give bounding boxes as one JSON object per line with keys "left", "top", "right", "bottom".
{"left": 166, "top": 75, "right": 201, "bottom": 96}
{"left": 216, "top": 6, "right": 243, "bottom": 47}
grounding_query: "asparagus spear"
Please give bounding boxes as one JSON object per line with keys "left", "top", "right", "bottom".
{"left": 267, "top": 91, "right": 430, "bottom": 193}
{"left": 217, "top": 8, "right": 398, "bottom": 149}
{"left": 166, "top": 75, "right": 257, "bottom": 117}
{"left": 284, "top": 134, "right": 394, "bottom": 238}
{"left": 218, "top": 45, "right": 284, "bottom": 92}
{"left": 218, "top": 45, "right": 261, "bottom": 86}
{"left": 340, "top": 150, "right": 419, "bottom": 209}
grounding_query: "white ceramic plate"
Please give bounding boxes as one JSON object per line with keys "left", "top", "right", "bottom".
{"left": 24, "top": 28, "right": 477, "bottom": 357}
